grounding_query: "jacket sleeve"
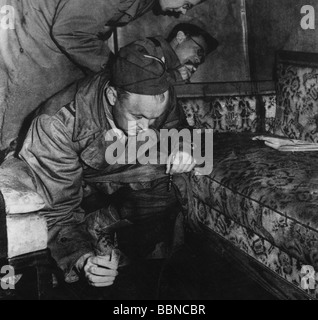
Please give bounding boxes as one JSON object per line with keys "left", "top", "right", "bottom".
{"left": 19, "top": 112, "right": 94, "bottom": 283}
{"left": 51, "top": 0, "right": 115, "bottom": 73}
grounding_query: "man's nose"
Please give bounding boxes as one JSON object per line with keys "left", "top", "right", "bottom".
{"left": 138, "top": 118, "right": 151, "bottom": 131}
{"left": 178, "top": 7, "right": 188, "bottom": 15}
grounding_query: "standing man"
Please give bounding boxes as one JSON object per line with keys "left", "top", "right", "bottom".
{"left": 0, "top": 0, "right": 207, "bottom": 150}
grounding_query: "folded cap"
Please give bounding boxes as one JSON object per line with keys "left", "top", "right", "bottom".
{"left": 111, "top": 44, "right": 172, "bottom": 95}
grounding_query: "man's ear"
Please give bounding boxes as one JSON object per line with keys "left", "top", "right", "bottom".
{"left": 106, "top": 86, "right": 118, "bottom": 106}
{"left": 176, "top": 31, "right": 187, "bottom": 44}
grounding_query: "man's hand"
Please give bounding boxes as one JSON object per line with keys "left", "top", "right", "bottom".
{"left": 83, "top": 251, "right": 119, "bottom": 288}
{"left": 178, "top": 65, "right": 196, "bottom": 81}
{"left": 166, "top": 150, "right": 196, "bottom": 175}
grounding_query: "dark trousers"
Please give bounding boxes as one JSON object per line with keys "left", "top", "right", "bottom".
{"left": 84, "top": 176, "right": 182, "bottom": 260}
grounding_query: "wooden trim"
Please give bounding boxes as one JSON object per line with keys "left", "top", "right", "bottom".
{"left": 0, "top": 191, "right": 7, "bottom": 259}
{"left": 175, "top": 81, "right": 276, "bottom": 98}
{"left": 187, "top": 224, "right": 314, "bottom": 300}
{"left": 8, "top": 249, "right": 53, "bottom": 300}
{"left": 240, "top": 0, "right": 251, "bottom": 80}
{"left": 277, "top": 50, "right": 318, "bottom": 68}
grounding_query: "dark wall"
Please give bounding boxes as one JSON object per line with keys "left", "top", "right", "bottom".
{"left": 247, "top": 0, "right": 318, "bottom": 81}
{"left": 116, "top": 0, "right": 250, "bottom": 83}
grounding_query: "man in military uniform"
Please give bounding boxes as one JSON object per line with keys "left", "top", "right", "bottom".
{"left": 16, "top": 42, "right": 197, "bottom": 287}
{"left": 134, "top": 22, "right": 219, "bottom": 83}
{"left": 0, "top": 0, "right": 207, "bottom": 149}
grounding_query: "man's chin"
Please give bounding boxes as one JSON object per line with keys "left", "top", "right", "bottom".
{"left": 187, "top": 67, "right": 197, "bottom": 74}
{"left": 165, "top": 10, "right": 181, "bottom": 17}
{"left": 152, "top": 3, "right": 180, "bottom": 16}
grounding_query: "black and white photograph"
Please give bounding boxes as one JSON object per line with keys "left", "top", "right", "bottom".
{"left": 0, "top": 0, "right": 317, "bottom": 303}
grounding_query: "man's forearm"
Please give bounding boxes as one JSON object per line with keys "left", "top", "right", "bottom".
{"left": 52, "top": 0, "right": 113, "bottom": 73}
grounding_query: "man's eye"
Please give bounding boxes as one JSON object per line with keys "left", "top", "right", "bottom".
{"left": 197, "top": 49, "right": 205, "bottom": 59}
{"left": 183, "top": 3, "right": 193, "bottom": 10}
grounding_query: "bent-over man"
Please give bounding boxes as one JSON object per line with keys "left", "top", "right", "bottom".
{"left": 16, "top": 43, "right": 197, "bottom": 286}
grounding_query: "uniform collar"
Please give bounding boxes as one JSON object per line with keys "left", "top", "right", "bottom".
{"left": 160, "top": 37, "right": 182, "bottom": 69}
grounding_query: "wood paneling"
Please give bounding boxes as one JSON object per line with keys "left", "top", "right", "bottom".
{"left": 247, "top": 0, "right": 318, "bottom": 81}
{"left": 175, "top": 80, "right": 275, "bottom": 97}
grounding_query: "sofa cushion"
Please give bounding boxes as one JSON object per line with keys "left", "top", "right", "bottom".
{"left": 0, "top": 175, "right": 46, "bottom": 214}
{"left": 7, "top": 214, "right": 48, "bottom": 258}
{"left": 274, "top": 51, "right": 318, "bottom": 142}
{"left": 191, "top": 133, "right": 318, "bottom": 270}
{"left": 0, "top": 158, "right": 45, "bottom": 214}
{"left": 0, "top": 158, "right": 47, "bottom": 258}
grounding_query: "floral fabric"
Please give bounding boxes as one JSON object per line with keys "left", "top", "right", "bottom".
{"left": 190, "top": 133, "right": 318, "bottom": 298}
{"left": 193, "top": 198, "right": 316, "bottom": 298}
{"left": 180, "top": 96, "right": 259, "bottom": 133}
{"left": 264, "top": 95, "right": 277, "bottom": 133}
{"left": 179, "top": 94, "right": 277, "bottom": 134}
{"left": 274, "top": 63, "right": 318, "bottom": 142}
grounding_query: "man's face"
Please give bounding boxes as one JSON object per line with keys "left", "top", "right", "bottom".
{"left": 174, "top": 33, "right": 208, "bottom": 74}
{"left": 159, "top": 0, "right": 202, "bottom": 15}
{"left": 108, "top": 88, "right": 170, "bottom": 136}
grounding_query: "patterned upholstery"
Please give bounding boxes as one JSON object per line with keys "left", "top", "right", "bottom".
{"left": 193, "top": 198, "right": 309, "bottom": 297}
{"left": 274, "top": 52, "right": 318, "bottom": 142}
{"left": 179, "top": 96, "right": 260, "bottom": 133}
{"left": 264, "top": 95, "right": 277, "bottom": 134}
{"left": 179, "top": 94, "right": 277, "bottom": 134}
{"left": 179, "top": 52, "right": 318, "bottom": 299}
{"left": 190, "top": 133, "right": 318, "bottom": 298}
